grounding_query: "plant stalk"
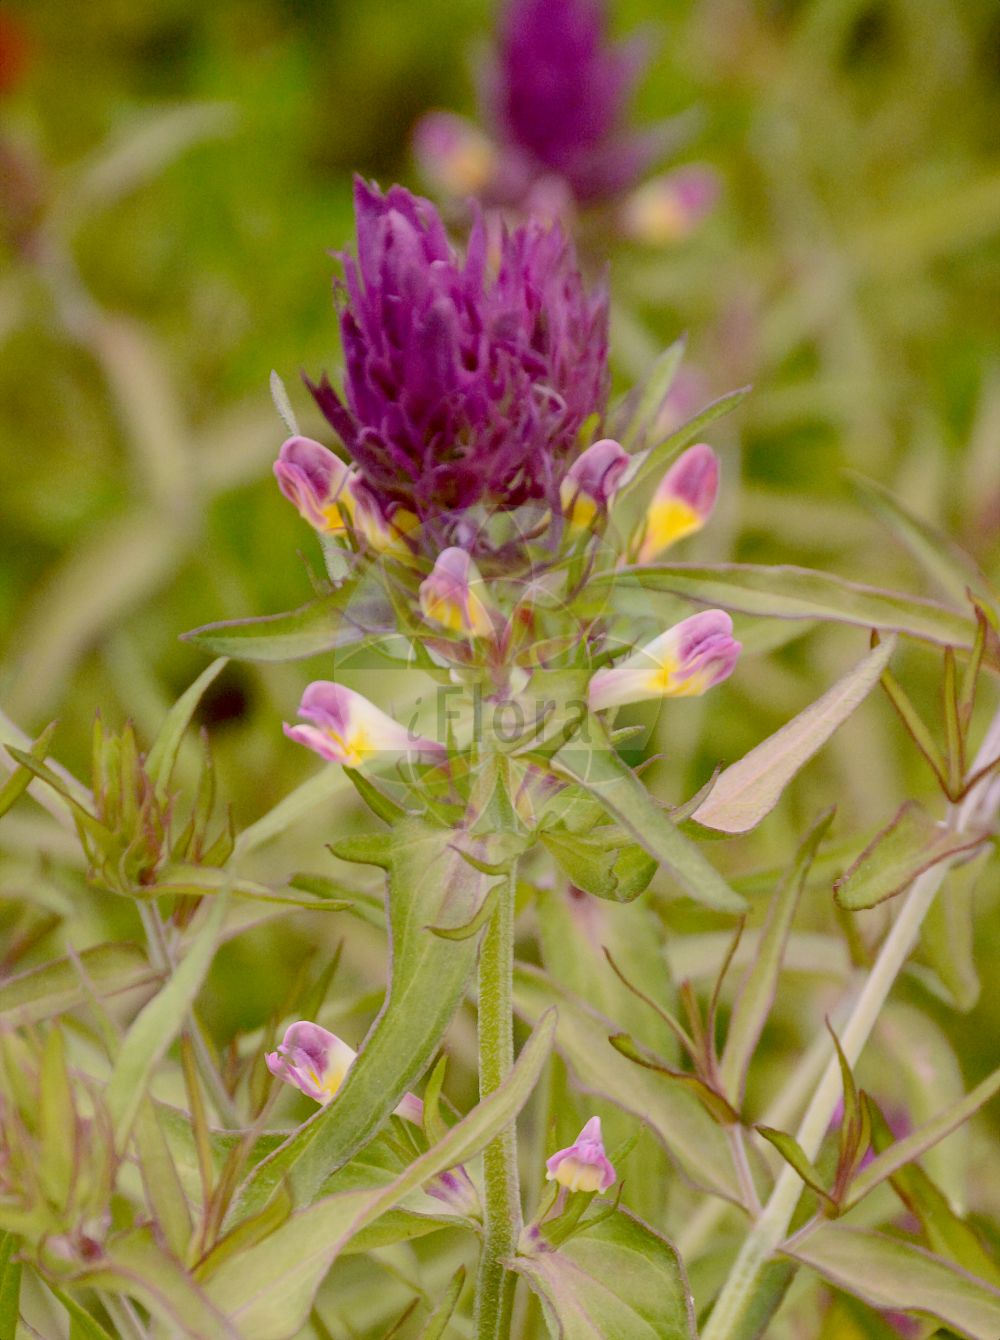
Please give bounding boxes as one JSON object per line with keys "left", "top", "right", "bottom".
{"left": 475, "top": 865, "right": 521, "bottom": 1340}
{"left": 702, "top": 702, "right": 1000, "bottom": 1340}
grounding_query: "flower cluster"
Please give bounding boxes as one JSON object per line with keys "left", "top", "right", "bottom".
{"left": 413, "top": 0, "right": 719, "bottom": 240}
{"left": 274, "top": 179, "right": 738, "bottom": 768}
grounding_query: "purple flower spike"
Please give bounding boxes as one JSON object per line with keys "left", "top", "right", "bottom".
{"left": 491, "top": 0, "right": 657, "bottom": 204}
{"left": 307, "top": 179, "right": 609, "bottom": 547}
{"left": 545, "top": 1115, "right": 616, "bottom": 1193}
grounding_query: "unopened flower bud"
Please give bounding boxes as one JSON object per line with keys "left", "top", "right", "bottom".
{"left": 283, "top": 682, "right": 443, "bottom": 768}
{"left": 419, "top": 547, "right": 494, "bottom": 637}
{"left": 636, "top": 443, "right": 719, "bottom": 562}
{"left": 621, "top": 166, "right": 720, "bottom": 246}
{"left": 413, "top": 111, "right": 497, "bottom": 198}
{"left": 588, "top": 610, "right": 740, "bottom": 712}
{"left": 559, "top": 438, "right": 631, "bottom": 530}
{"left": 545, "top": 1116, "right": 616, "bottom": 1194}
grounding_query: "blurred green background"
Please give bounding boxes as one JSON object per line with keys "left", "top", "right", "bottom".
{"left": 2, "top": 0, "right": 1000, "bottom": 1332}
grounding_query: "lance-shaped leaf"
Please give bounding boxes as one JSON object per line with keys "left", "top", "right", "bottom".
{"left": 183, "top": 585, "right": 387, "bottom": 662}
{"left": 553, "top": 723, "right": 744, "bottom": 914}
{"left": 788, "top": 1225, "right": 1000, "bottom": 1339}
{"left": 845, "top": 1060, "right": 1000, "bottom": 1211}
{"left": 602, "top": 564, "right": 979, "bottom": 652}
{"left": 205, "top": 1013, "right": 555, "bottom": 1340}
{"left": 620, "top": 385, "right": 751, "bottom": 497}
{"left": 0, "top": 1233, "right": 21, "bottom": 1339}
{"left": 693, "top": 642, "right": 893, "bottom": 833}
{"left": 868, "top": 1101, "right": 1000, "bottom": 1289}
{"left": 230, "top": 819, "right": 494, "bottom": 1221}
{"left": 145, "top": 658, "right": 227, "bottom": 802}
{"left": 0, "top": 943, "right": 158, "bottom": 1025}
{"left": 511, "top": 1206, "right": 697, "bottom": 1340}
{"left": 0, "top": 721, "right": 58, "bottom": 820}
{"left": 417, "top": 1266, "right": 466, "bottom": 1340}
{"left": 617, "top": 335, "right": 687, "bottom": 451}
{"left": 834, "top": 801, "right": 990, "bottom": 911}
{"left": 756, "top": 1126, "right": 834, "bottom": 1209}
{"left": 105, "top": 895, "right": 227, "bottom": 1148}
{"left": 719, "top": 810, "right": 834, "bottom": 1106}
{"left": 848, "top": 471, "right": 998, "bottom": 610}
{"left": 514, "top": 965, "right": 740, "bottom": 1203}
{"left": 77, "top": 1226, "right": 240, "bottom": 1339}
{"left": 918, "top": 848, "right": 987, "bottom": 1011}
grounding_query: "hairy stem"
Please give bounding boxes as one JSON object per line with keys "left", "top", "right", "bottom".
{"left": 702, "top": 703, "right": 1000, "bottom": 1340}
{"left": 475, "top": 866, "right": 521, "bottom": 1340}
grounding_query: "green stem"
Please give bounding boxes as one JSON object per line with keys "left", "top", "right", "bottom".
{"left": 475, "top": 866, "right": 520, "bottom": 1340}
{"left": 702, "top": 703, "right": 1000, "bottom": 1340}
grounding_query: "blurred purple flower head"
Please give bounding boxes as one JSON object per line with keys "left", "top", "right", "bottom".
{"left": 489, "top": 0, "right": 656, "bottom": 205}
{"left": 307, "top": 178, "right": 609, "bottom": 545}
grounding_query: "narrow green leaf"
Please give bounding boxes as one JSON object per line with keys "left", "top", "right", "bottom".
{"left": 182, "top": 589, "right": 379, "bottom": 662}
{"left": 145, "top": 658, "right": 227, "bottom": 802}
{"left": 133, "top": 1099, "right": 194, "bottom": 1262}
{"left": 604, "top": 563, "right": 979, "bottom": 651}
{"left": 105, "top": 895, "right": 227, "bottom": 1148}
{"left": 196, "top": 1182, "right": 294, "bottom": 1282}
{"left": 880, "top": 662, "right": 952, "bottom": 793}
{"left": 834, "top": 801, "right": 989, "bottom": 911}
{"left": 511, "top": 1205, "right": 697, "bottom": 1340}
{"left": 846, "top": 1061, "right": 1000, "bottom": 1210}
{"left": 206, "top": 1012, "right": 555, "bottom": 1339}
{"left": 344, "top": 768, "right": 407, "bottom": 823}
{"left": 417, "top": 1266, "right": 466, "bottom": 1340}
{"left": 0, "top": 943, "right": 158, "bottom": 1025}
{"left": 618, "top": 336, "right": 687, "bottom": 451}
{"left": 514, "top": 965, "right": 740, "bottom": 1203}
{"left": 50, "top": 1286, "right": 116, "bottom": 1340}
{"left": 0, "top": 1232, "right": 22, "bottom": 1338}
{"left": 623, "top": 385, "right": 751, "bottom": 495}
{"left": 868, "top": 1102, "right": 1000, "bottom": 1289}
{"left": 719, "top": 810, "right": 834, "bottom": 1106}
{"left": 756, "top": 1126, "right": 834, "bottom": 1208}
{"left": 848, "top": 471, "right": 997, "bottom": 610}
{"left": 0, "top": 721, "right": 58, "bottom": 820}
{"left": 789, "top": 1224, "right": 1000, "bottom": 1338}
{"left": 539, "top": 827, "right": 656, "bottom": 903}
{"left": 230, "top": 820, "right": 494, "bottom": 1221}
{"left": 270, "top": 369, "right": 299, "bottom": 436}
{"left": 328, "top": 833, "right": 394, "bottom": 868}
{"left": 918, "top": 849, "right": 986, "bottom": 1012}
{"left": 78, "top": 1226, "right": 240, "bottom": 1338}
{"left": 153, "top": 865, "right": 352, "bottom": 911}
{"left": 553, "top": 722, "right": 745, "bottom": 913}
{"left": 426, "top": 878, "right": 502, "bottom": 940}
{"left": 4, "top": 748, "right": 111, "bottom": 846}
{"left": 610, "top": 1033, "right": 739, "bottom": 1124}
{"left": 693, "top": 641, "right": 894, "bottom": 833}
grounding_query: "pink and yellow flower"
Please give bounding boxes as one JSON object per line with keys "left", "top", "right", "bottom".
{"left": 636, "top": 443, "right": 719, "bottom": 563}
{"left": 419, "top": 547, "right": 494, "bottom": 638}
{"left": 621, "top": 166, "right": 721, "bottom": 246}
{"left": 559, "top": 438, "right": 631, "bottom": 531}
{"left": 545, "top": 1115, "right": 616, "bottom": 1193}
{"left": 274, "top": 435, "right": 354, "bottom": 535}
{"left": 283, "top": 682, "right": 442, "bottom": 769}
{"left": 267, "top": 1021, "right": 423, "bottom": 1121}
{"left": 588, "top": 610, "right": 740, "bottom": 712}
